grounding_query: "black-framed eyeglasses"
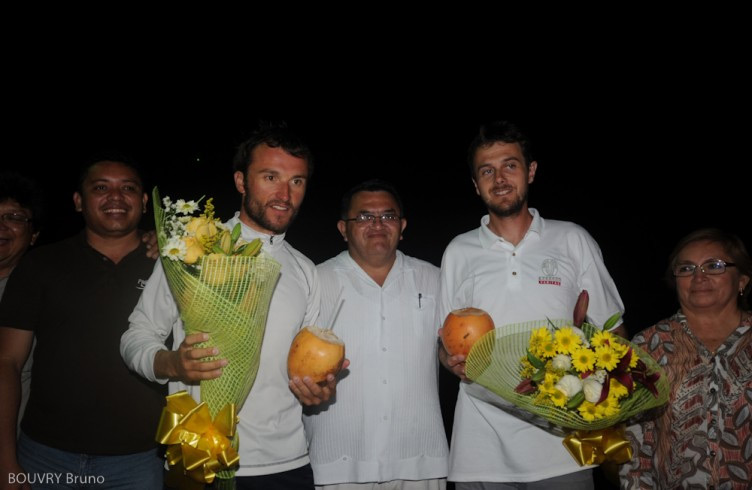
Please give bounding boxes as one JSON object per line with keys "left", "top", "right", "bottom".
{"left": 343, "top": 213, "right": 402, "bottom": 225}
{"left": 673, "top": 259, "right": 737, "bottom": 277}
{"left": 0, "top": 213, "right": 33, "bottom": 226}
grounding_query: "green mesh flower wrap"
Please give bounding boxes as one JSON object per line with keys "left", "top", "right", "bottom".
{"left": 465, "top": 319, "right": 669, "bottom": 432}
{"left": 154, "top": 188, "right": 281, "bottom": 484}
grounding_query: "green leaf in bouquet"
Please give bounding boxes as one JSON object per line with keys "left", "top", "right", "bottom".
{"left": 527, "top": 350, "right": 545, "bottom": 370}
{"left": 602, "top": 312, "right": 622, "bottom": 331}
{"left": 566, "top": 391, "right": 585, "bottom": 410}
{"left": 238, "top": 238, "right": 263, "bottom": 257}
{"left": 531, "top": 368, "right": 546, "bottom": 383}
{"left": 230, "top": 222, "right": 242, "bottom": 246}
{"left": 545, "top": 317, "right": 560, "bottom": 330}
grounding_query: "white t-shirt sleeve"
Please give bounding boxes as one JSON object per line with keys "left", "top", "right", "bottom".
{"left": 120, "top": 260, "right": 181, "bottom": 383}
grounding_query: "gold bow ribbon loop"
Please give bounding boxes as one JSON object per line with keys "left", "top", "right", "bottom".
{"left": 562, "top": 426, "right": 633, "bottom": 466}
{"left": 156, "top": 391, "right": 240, "bottom": 485}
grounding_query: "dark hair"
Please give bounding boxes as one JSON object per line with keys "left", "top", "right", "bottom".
{"left": 0, "top": 172, "right": 45, "bottom": 232}
{"left": 467, "top": 120, "right": 534, "bottom": 177}
{"left": 340, "top": 179, "right": 404, "bottom": 220}
{"left": 666, "top": 228, "right": 752, "bottom": 309}
{"left": 77, "top": 152, "right": 145, "bottom": 193}
{"left": 232, "top": 122, "right": 314, "bottom": 177}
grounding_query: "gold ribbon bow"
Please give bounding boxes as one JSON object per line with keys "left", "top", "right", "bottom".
{"left": 562, "top": 426, "right": 633, "bottom": 466}
{"left": 156, "top": 391, "right": 239, "bottom": 486}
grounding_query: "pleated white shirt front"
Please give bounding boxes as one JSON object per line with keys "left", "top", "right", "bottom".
{"left": 304, "top": 251, "right": 448, "bottom": 485}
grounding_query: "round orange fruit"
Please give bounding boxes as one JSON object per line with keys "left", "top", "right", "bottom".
{"left": 441, "top": 307, "right": 495, "bottom": 357}
{"left": 287, "top": 326, "right": 345, "bottom": 383}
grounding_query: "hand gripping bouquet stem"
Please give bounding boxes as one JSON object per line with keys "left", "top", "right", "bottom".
{"left": 151, "top": 188, "right": 281, "bottom": 488}
{"left": 463, "top": 292, "right": 669, "bottom": 466}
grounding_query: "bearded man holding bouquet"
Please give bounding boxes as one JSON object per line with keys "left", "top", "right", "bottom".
{"left": 121, "top": 123, "right": 338, "bottom": 490}
{"left": 438, "top": 121, "right": 627, "bottom": 490}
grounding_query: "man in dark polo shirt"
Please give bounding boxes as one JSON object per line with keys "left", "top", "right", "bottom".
{"left": 0, "top": 157, "right": 166, "bottom": 489}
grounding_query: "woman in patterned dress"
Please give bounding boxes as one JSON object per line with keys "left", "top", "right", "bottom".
{"left": 620, "top": 228, "right": 752, "bottom": 489}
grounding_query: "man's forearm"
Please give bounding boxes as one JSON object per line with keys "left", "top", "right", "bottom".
{"left": 611, "top": 324, "right": 628, "bottom": 338}
{"left": 153, "top": 349, "right": 177, "bottom": 380}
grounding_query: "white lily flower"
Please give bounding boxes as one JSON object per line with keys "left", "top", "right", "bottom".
{"left": 582, "top": 377, "right": 603, "bottom": 403}
{"left": 555, "top": 374, "right": 583, "bottom": 399}
{"left": 552, "top": 354, "right": 572, "bottom": 371}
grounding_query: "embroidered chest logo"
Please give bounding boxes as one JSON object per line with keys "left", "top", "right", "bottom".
{"left": 137, "top": 279, "right": 147, "bottom": 290}
{"left": 538, "top": 258, "right": 561, "bottom": 286}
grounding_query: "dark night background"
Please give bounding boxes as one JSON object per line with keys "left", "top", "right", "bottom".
{"left": 5, "top": 31, "right": 749, "bottom": 487}
{"left": 8, "top": 91, "right": 749, "bottom": 333}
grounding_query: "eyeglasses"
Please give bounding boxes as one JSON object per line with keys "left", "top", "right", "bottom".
{"left": 1, "top": 213, "right": 33, "bottom": 227}
{"left": 343, "top": 213, "right": 402, "bottom": 225}
{"left": 673, "top": 259, "right": 737, "bottom": 277}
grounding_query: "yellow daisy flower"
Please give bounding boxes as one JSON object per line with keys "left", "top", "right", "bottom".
{"left": 595, "top": 345, "right": 619, "bottom": 371}
{"left": 590, "top": 330, "right": 615, "bottom": 348}
{"left": 578, "top": 401, "right": 600, "bottom": 421}
{"left": 595, "top": 401, "right": 609, "bottom": 418}
{"left": 529, "top": 327, "right": 553, "bottom": 357}
{"left": 531, "top": 326, "right": 553, "bottom": 344}
{"left": 528, "top": 340, "right": 540, "bottom": 356}
{"left": 549, "top": 389, "right": 567, "bottom": 408}
{"left": 627, "top": 348, "right": 639, "bottom": 369}
{"left": 602, "top": 396, "right": 621, "bottom": 417}
{"left": 571, "top": 348, "right": 596, "bottom": 373}
{"left": 554, "top": 327, "right": 582, "bottom": 355}
{"left": 609, "top": 378, "right": 630, "bottom": 399}
{"left": 539, "top": 372, "right": 560, "bottom": 395}
{"left": 540, "top": 341, "right": 558, "bottom": 359}
{"left": 611, "top": 341, "right": 629, "bottom": 357}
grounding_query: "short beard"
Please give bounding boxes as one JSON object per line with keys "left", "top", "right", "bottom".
{"left": 243, "top": 180, "right": 298, "bottom": 235}
{"left": 485, "top": 190, "right": 528, "bottom": 218}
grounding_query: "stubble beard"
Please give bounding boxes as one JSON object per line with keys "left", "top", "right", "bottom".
{"left": 243, "top": 183, "right": 298, "bottom": 235}
{"left": 486, "top": 188, "right": 528, "bottom": 218}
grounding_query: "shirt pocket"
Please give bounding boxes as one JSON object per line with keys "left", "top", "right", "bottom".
{"left": 409, "top": 294, "right": 439, "bottom": 365}
{"left": 412, "top": 293, "right": 437, "bottom": 333}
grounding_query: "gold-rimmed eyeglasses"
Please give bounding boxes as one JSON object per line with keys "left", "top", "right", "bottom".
{"left": 673, "top": 259, "right": 736, "bottom": 277}
{"left": 0, "top": 213, "right": 33, "bottom": 227}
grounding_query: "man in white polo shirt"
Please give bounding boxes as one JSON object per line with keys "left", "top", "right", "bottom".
{"left": 305, "top": 179, "right": 449, "bottom": 490}
{"left": 438, "top": 121, "right": 626, "bottom": 490}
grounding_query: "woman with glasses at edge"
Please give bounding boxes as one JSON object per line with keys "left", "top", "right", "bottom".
{"left": 620, "top": 228, "right": 752, "bottom": 489}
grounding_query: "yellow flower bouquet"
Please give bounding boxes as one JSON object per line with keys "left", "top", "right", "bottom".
{"left": 464, "top": 292, "right": 669, "bottom": 466}
{"left": 152, "top": 188, "right": 281, "bottom": 487}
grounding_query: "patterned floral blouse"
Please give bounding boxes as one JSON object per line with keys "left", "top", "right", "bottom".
{"left": 619, "top": 311, "right": 752, "bottom": 489}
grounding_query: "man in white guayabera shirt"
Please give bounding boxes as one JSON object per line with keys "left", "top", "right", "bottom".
{"left": 438, "top": 121, "right": 627, "bottom": 490}
{"left": 304, "top": 179, "right": 449, "bottom": 490}
{"left": 121, "top": 123, "right": 339, "bottom": 490}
